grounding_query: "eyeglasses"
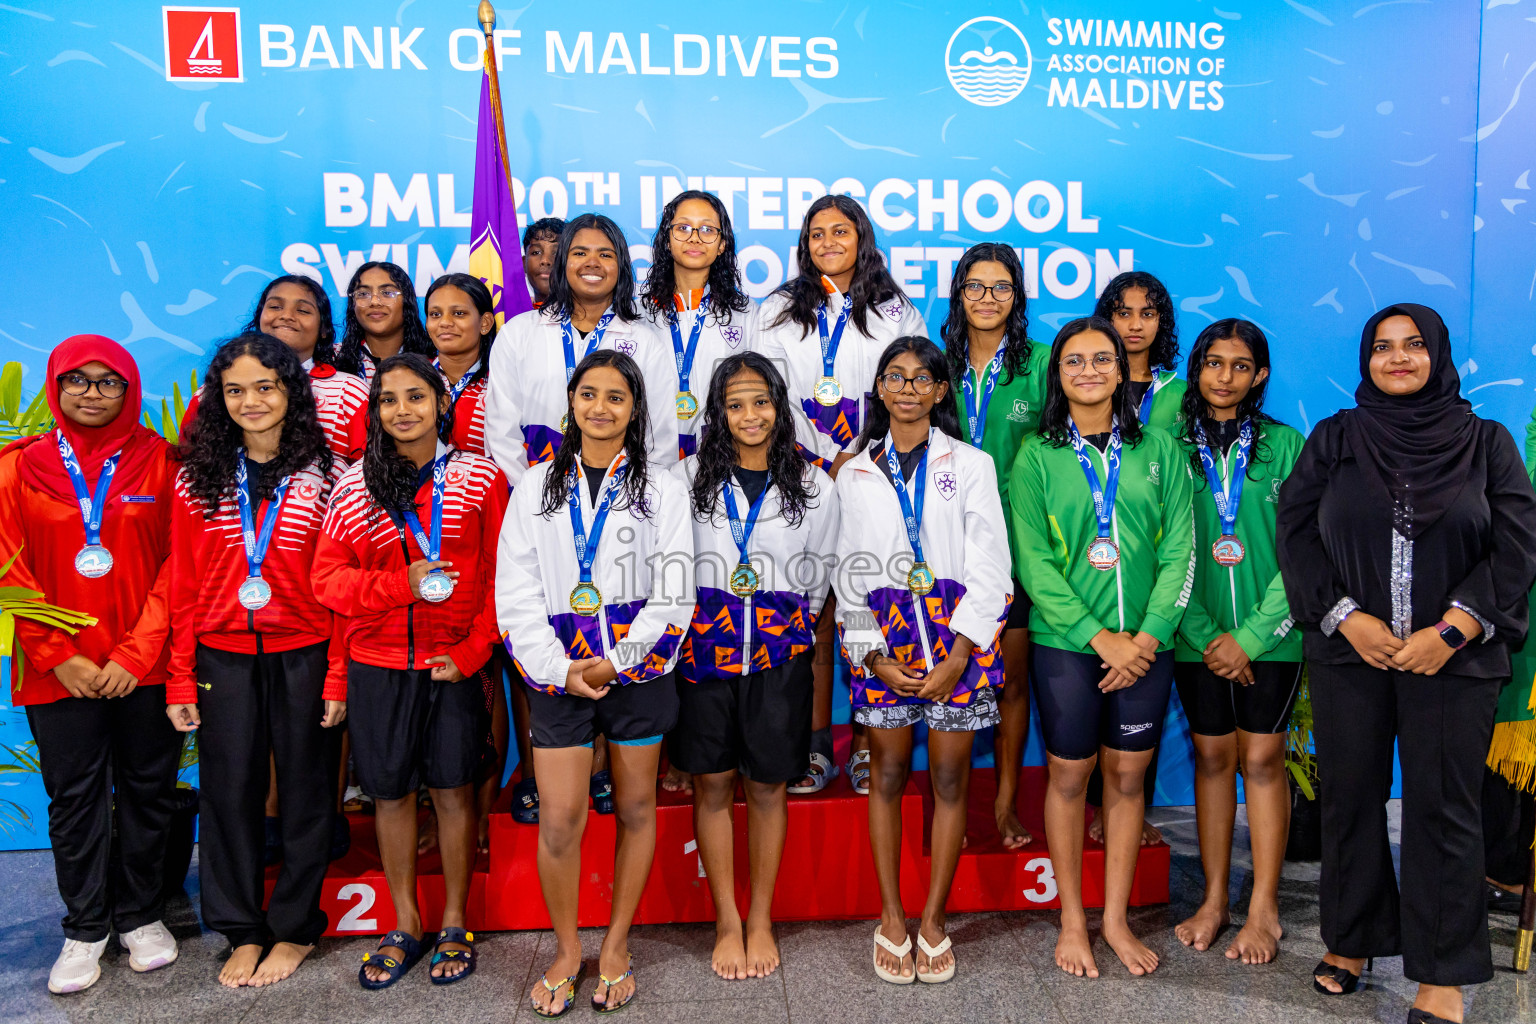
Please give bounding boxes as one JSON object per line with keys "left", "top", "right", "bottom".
{"left": 57, "top": 373, "right": 128, "bottom": 398}
{"left": 879, "top": 371, "right": 938, "bottom": 395}
{"left": 671, "top": 223, "right": 721, "bottom": 243}
{"left": 353, "top": 287, "right": 402, "bottom": 303}
{"left": 1060, "top": 353, "right": 1118, "bottom": 376}
{"left": 1112, "top": 307, "right": 1159, "bottom": 321}
{"left": 961, "top": 281, "right": 1014, "bottom": 301}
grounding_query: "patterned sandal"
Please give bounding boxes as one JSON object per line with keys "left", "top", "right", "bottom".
{"left": 510, "top": 777, "right": 540, "bottom": 825}
{"left": 787, "top": 751, "right": 836, "bottom": 795}
{"left": 358, "top": 930, "right": 423, "bottom": 990}
{"left": 847, "top": 749, "right": 872, "bottom": 796}
{"left": 592, "top": 955, "right": 635, "bottom": 1014}
{"left": 428, "top": 926, "right": 476, "bottom": 985}
{"left": 590, "top": 770, "right": 616, "bottom": 816}
{"left": 532, "top": 963, "right": 586, "bottom": 1018}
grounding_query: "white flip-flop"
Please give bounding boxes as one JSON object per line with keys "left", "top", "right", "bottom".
{"left": 873, "top": 926, "right": 915, "bottom": 985}
{"left": 788, "top": 751, "right": 836, "bottom": 795}
{"left": 916, "top": 932, "right": 955, "bottom": 984}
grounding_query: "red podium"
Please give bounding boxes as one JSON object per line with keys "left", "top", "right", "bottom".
{"left": 288, "top": 766, "right": 1170, "bottom": 938}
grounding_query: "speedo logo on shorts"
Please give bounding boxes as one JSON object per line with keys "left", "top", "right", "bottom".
{"left": 1120, "top": 722, "right": 1153, "bottom": 735}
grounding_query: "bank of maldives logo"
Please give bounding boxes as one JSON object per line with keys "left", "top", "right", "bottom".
{"left": 945, "top": 16, "right": 1031, "bottom": 107}
{"left": 163, "top": 7, "right": 244, "bottom": 82}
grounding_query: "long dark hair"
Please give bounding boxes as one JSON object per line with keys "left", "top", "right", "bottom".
{"left": 424, "top": 273, "right": 495, "bottom": 388}
{"left": 690, "top": 352, "right": 814, "bottom": 526}
{"left": 1037, "top": 316, "right": 1145, "bottom": 448}
{"left": 767, "top": 194, "right": 904, "bottom": 338}
{"left": 853, "top": 337, "right": 962, "bottom": 453}
{"left": 1178, "top": 318, "right": 1282, "bottom": 482}
{"left": 362, "top": 354, "right": 454, "bottom": 514}
{"left": 539, "top": 350, "right": 653, "bottom": 518}
{"left": 1093, "top": 270, "right": 1179, "bottom": 372}
{"left": 939, "top": 243, "right": 1032, "bottom": 386}
{"left": 336, "top": 261, "right": 433, "bottom": 375}
{"left": 241, "top": 275, "right": 337, "bottom": 368}
{"left": 179, "top": 333, "right": 333, "bottom": 513}
{"left": 641, "top": 190, "right": 751, "bottom": 324}
{"left": 540, "top": 214, "right": 641, "bottom": 325}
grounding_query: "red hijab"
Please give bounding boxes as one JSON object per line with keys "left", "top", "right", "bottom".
{"left": 12, "top": 335, "right": 165, "bottom": 502}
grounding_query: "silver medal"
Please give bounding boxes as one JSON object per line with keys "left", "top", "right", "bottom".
{"left": 74, "top": 544, "right": 113, "bottom": 579}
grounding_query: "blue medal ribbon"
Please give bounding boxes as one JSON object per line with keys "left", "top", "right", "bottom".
{"left": 961, "top": 349, "right": 1004, "bottom": 446}
{"left": 560, "top": 310, "right": 617, "bottom": 384}
{"left": 1138, "top": 369, "right": 1162, "bottom": 423}
{"left": 567, "top": 456, "right": 629, "bottom": 589}
{"left": 56, "top": 433, "right": 120, "bottom": 548}
{"left": 668, "top": 292, "right": 709, "bottom": 396}
{"left": 435, "top": 358, "right": 480, "bottom": 406}
{"left": 882, "top": 433, "right": 929, "bottom": 566}
{"left": 234, "top": 452, "right": 293, "bottom": 583}
{"left": 1196, "top": 420, "right": 1252, "bottom": 538}
{"left": 722, "top": 473, "right": 773, "bottom": 572}
{"left": 814, "top": 294, "right": 852, "bottom": 382}
{"left": 1067, "top": 419, "right": 1122, "bottom": 540}
{"left": 404, "top": 451, "right": 451, "bottom": 562}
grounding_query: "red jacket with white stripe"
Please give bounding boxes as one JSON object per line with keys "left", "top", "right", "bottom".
{"left": 312, "top": 447, "right": 507, "bottom": 676}
{"left": 448, "top": 377, "right": 488, "bottom": 457}
{"left": 181, "top": 364, "right": 369, "bottom": 464}
{"left": 167, "top": 458, "right": 347, "bottom": 703}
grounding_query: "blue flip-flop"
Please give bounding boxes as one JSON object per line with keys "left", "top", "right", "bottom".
{"left": 511, "top": 777, "right": 540, "bottom": 825}
{"left": 429, "top": 926, "right": 476, "bottom": 985}
{"left": 358, "top": 930, "right": 423, "bottom": 990}
{"left": 589, "top": 770, "right": 615, "bottom": 815}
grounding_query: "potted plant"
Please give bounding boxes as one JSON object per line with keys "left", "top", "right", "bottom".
{"left": 1284, "top": 672, "right": 1322, "bottom": 861}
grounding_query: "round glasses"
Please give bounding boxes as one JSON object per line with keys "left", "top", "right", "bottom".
{"left": 671, "top": 223, "right": 721, "bottom": 243}
{"left": 1060, "top": 353, "right": 1118, "bottom": 376}
{"left": 961, "top": 281, "right": 1014, "bottom": 301}
{"left": 353, "top": 287, "right": 402, "bottom": 304}
{"left": 57, "top": 373, "right": 128, "bottom": 398}
{"left": 879, "top": 371, "right": 938, "bottom": 395}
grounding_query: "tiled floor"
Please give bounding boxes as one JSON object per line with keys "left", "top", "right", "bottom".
{"left": 1, "top": 804, "right": 1532, "bottom": 1023}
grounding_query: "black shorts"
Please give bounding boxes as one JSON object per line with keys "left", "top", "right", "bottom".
{"left": 526, "top": 673, "right": 681, "bottom": 749}
{"left": 1006, "top": 576, "right": 1033, "bottom": 631}
{"left": 347, "top": 662, "right": 488, "bottom": 800}
{"left": 1031, "top": 645, "right": 1175, "bottom": 760}
{"left": 672, "top": 652, "right": 814, "bottom": 783}
{"left": 1174, "top": 660, "right": 1302, "bottom": 737}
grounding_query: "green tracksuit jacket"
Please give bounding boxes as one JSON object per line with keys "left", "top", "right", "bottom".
{"left": 954, "top": 342, "right": 1051, "bottom": 559}
{"left": 1140, "top": 370, "right": 1186, "bottom": 431}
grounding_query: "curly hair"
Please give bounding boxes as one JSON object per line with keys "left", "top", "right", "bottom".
{"left": 640, "top": 190, "right": 751, "bottom": 324}
{"left": 241, "top": 275, "right": 338, "bottom": 367}
{"left": 690, "top": 351, "right": 814, "bottom": 526}
{"left": 423, "top": 273, "right": 496, "bottom": 389}
{"left": 362, "top": 353, "right": 455, "bottom": 515}
{"left": 523, "top": 217, "right": 566, "bottom": 248}
{"left": 179, "top": 333, "right": 333, "bottom": 514}
{"left": 539, "top": 349, "right": 653, "bottom": 519}
{"left": 336, "top": 261, "right": 434, "bottom": 375}
{"left": 539, "top": 214, "right": 641, "bottom": 325}
{"left": 1093, "top": 270, "right": 1179, "bottom": 372}
{"left": 852, "top": 336, "right": 963, "bottom": 454}
{"left": 1177, "top": 318, "right": 1284, "bottom": 484}
{"left": 939, "top": 242, "right": 1033, "bottom": 387}
{"left": 767, "top": 194, "right": 904, "bottom": 339}
{"left": 1036, "top": 316, "right": 1146, "bottom": 449}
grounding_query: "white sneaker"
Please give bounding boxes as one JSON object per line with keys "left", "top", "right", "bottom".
{"left": 120, "top": 921, "right": 178, "bottom": 973}
{"left": 48, "top": 937, "right": 107, "bottom": 994}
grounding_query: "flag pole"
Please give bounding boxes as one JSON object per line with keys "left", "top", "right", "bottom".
{"left": 478, "top": 2, "right": 512, "bottom": 188}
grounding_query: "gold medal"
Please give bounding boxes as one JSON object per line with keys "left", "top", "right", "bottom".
{"left": 729, "top": 563, "right": 760, "bottom": 597}
{"left": 813, "top": 375, "right": 842, "bottom": 406}
{"left": 907, "top": 560, "right": 935, "bottom": 596}
{"left": 676, "top": 390, "right": 699, "bottom": 420}
{"left": 569, "top": 581, "right": 602, "bottom": 617}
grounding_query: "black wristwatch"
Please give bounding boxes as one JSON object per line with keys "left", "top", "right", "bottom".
{"left": 1435, "top": 620, "right": 1469, "bottom": 651}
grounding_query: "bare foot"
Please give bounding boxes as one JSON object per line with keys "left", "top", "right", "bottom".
{"left": 1314, "top": 953, "right": 1364, "bottom": 993}
{"left": 1102, "top": 921, "right": 1159, "bottom": 976}
{"left": 1054, "top": 920, "right": 1098, "bottom": 978}
{"left": 477, "top": 815, "right": 490, "bottom": 855}
{"left": 712, "top": 921, "right": 747, "bottom": 980}
{"left": 1174, "top": 902, "right": 1229, "bottom": 951}
{"left": 915, "top": 921, "right": 954, "bottom": 980}
{"left": 995, "top": 802, "right": 1033, "bottom": 850}
{"left": 248, "top": 942, "right": 312, "bottom": 987}
{"left": 1141, "top": 821, "right": 1163, "bottom": 845}
{"left": 362, "top": 933, "right": 420, "bottom": 985}
{"left": 417, "top": 807, "right": 439, "bottom": 855}
{"left": 530, "top": 949, "right": 583, "bottom": 1016}
{"left": 429, "top": 935, "right": 473, "bottom": 980}
{"left": 660, "top": 765, "right": 693, "bottom": 795}
{"left": 874, "top": 918, "right": 914, "bottom": 980}
{"left": 1225, "top": 907, "right": 1282, "bottom": 965}
{"left": 744, "top": 918, "right": 780, "bottom": 978}
{"left": 594, "top": 947, "right": 636, "bottom": 1011}
{"left": 1087, "top": 812, "right": 1161, "bottom": 846}
{"left": 1087, "top": 810, "right": 1103, "bottom": 844}
{"left": 219, "top": 943, "right": 263, "bottom": 988}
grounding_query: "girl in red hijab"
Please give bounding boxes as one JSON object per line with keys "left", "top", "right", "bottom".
{"left": 0, "top": 335, "right": 182, "bottom": 995}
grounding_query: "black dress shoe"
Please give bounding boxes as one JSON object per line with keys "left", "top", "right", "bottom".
{"left": 1407, "top": 1008, "right": 1456, "bottom": 1024}
{"left": 1487, "top": 882, "right": 1524, "bottom": 915}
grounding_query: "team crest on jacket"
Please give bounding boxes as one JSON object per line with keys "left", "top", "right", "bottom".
{"left": 293, "top": 480, "right": 321, "bottom": 502}
{"left": 447, "top": 465, "right": 468, "bottom": 485}
{"left": 615, "top": 338, "right": 637, "bottom": 356}
{"left": 1268, "top": 478, "right": 1282, "bottom": 503}
{"left": 721, "top": 325, "right": 743, "bottom": 348}
{"left": 935, "top": 471, "right": 958, "bottom": 500}
{"left": 1147, "top": 462, "right": 1161, "bottom": 485}
{"left": 883, "top": 301, "right": 903, "bottom": 320}
{"left": 1008, "top": 400, "right": 1030, "bottom": 423}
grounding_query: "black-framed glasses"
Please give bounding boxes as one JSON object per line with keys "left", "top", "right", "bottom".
{"left": 671, "top": 223, "right": 721, "bottom": 243}
{"left": 1060, "top": 353, "right": 1118, "bottom": 376}
{"left": 879, "top": 371, "right": 938, "bottom": 395}
{"left": 961, "top": 281, "right": 1014, "bottom": 300}
{"left": 353, "top": 286, "right": 402, "bottom": 303}
{"left": 57, "top": 373, "right": 128, "bottom": 398}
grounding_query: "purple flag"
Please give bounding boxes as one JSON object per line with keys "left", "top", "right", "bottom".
{"left": 469, "top": 51, "right": 531, "bottom": 326}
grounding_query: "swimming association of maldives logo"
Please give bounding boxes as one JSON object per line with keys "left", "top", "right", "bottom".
{"left": 162, "top": 7, "right": 244, "bottom": 83}
{"left": 945, "top": 16, "right": 1031, "bottom": 107}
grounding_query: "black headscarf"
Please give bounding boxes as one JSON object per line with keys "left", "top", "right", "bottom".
{"left": 1343, "top": 302, "right": 1477, "bottom": 538}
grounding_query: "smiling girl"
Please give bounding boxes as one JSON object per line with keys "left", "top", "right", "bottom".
{"left": 336, "top": 262, "right": 435, "bottom": 383}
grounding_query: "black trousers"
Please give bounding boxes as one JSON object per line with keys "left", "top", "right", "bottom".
{"left": 1311, "top": 662, "right": 1498, "bottom": 986}
{"left": 1482, "top": 764, "right": 1536, "bottom": 888}
{"left": 195, "top": 642, "right": 338, "bottom": 948}
{"left": 26, "top": 686, "right": 183, "bottom": 942}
